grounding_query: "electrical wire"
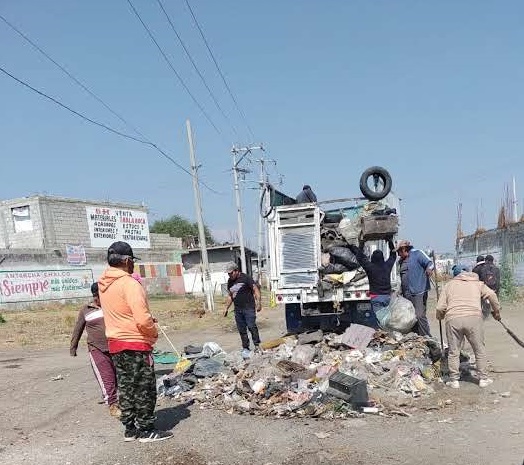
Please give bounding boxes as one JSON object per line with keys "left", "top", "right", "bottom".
{"left": 155, "top": 0, "right": 239, "bottom": 139}
{"left": 0, "top": 65, "right": 223, "bottom": 195}
{"left": 125, "top": 0, "right": 224, "bottom": 139}
{"left": 183, "top": 0, "right": 255, "bottom": 141}
{"left": 0, "top": 13, "right": 145, "bottom": 140}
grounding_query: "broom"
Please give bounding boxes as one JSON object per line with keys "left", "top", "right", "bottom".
{"left": 499, "top": 320, "right": 524, "bottom": 348}
{"left": 157, "top": 324, "right": 192, "bottom": 374}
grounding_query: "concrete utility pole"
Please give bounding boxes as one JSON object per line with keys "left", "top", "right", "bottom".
{"left": 253, "top": 156, "right": 276, "bottom": 285}
{"left": 186, "top": 120, "right": 215, "bottom": 312}
{"left": 231, "top": 144, "right": 264, "bottom": 273}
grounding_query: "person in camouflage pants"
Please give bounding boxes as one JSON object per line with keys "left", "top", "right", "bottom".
{"left": 99, "top": 241, "right": 172, "bottom": 443}
{"left": 112, "top": 351, "right": 156, "bottom": 432}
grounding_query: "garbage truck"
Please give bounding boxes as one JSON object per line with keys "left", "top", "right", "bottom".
{"left": 264, "top": 166, "right": 400, "bottom": 333}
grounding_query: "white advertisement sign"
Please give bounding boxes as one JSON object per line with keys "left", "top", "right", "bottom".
{"left": 86, "top": 206, "right": 150, "bottom": 249}
{"left": 0, "top": 269, "right": 94, "bottom": 304}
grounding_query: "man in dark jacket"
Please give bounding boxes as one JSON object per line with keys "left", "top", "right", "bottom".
{"left": 295, "top": 185, "right": 317, "bottom": 203}
{"left": 477, "top": 255, "right": 501, "bottom": 319}
{"left": 472, "top": 255, "right": 485, "bottom": 277}
{"left": 70, "top": 282, "right": 120, "bottom": 418}
{"left": 349, "top": 238, "right": 396, "bottom": 329}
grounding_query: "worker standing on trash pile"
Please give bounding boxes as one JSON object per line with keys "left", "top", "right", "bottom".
{"left": 295, "top": 184, "right": 317, "bottom": 203}
{"left": 70, "top": 282, "right": 120, "bottom": 418}
{"left": 224, "top": 262, "right": 262, "bottom": 357}
{"left": 436, "top": 264, "right": 501, "bottom": 389}
{"left": 396, "top": 239, "right": 434, "bottom": 337}
{"left": 348, "top": 237, "right": 397, "bottom": 329}
{"left": 98, "top": 241, "right": 173, "bottom": 443}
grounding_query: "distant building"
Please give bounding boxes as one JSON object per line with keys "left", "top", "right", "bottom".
{"left": 182, "top": 245, "right": 258, "bottom": 295}
{"left": 0, "top": 195, "right": 184, "bottom": 305}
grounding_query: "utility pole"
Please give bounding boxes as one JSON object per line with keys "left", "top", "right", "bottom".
{"left": 512, "top": 176, "right": 518, "bottom": 223}
{"left": 253, "top": 156, "right": 276, "bottom": 285}
{"left": 186, "top": 120, "right": 215, "bottom": 313}
{"left": 231, "top": 144, "right": 264, "bottom": 273}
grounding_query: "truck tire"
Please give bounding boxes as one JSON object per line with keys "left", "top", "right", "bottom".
{"left": 359, "top": 166, "right": 392, "bottom": 201}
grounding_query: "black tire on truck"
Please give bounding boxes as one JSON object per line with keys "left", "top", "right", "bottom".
{"left": 359, "top": 166, "right": 392, "bottom": 201}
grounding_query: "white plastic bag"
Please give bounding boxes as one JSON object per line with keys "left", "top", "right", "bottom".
{"left": 338, "top": 217, "right": 360, "bottom": 245}
{"left": 376, "top": 294, "right": 417, "bottom": 334}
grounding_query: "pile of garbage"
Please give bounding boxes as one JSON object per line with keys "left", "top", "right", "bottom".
{"left": 319, "top": 201, "right": 399, "bottom": 290}
{"left": 157, "top": 326, "right": 448, "bottom": 419}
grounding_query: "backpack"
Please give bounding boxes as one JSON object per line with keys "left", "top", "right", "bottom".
{"left": 483, "top": 264, "right": 498, "bottom": 290}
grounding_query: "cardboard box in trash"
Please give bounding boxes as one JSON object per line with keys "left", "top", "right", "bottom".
{"left": 360, "top": 215, "right": 399, "bottom": 241}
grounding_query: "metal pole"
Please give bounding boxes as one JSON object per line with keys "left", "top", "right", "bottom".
{"left": 256, "top": 159, "right": 265, "bottom": 283}
{"left": 186, "top": 120, "right": 215, "bottom": 312}
{"left": 431, "top": 250, "right": 444, "bottom": 351}
{"left": 232, "top": 149, "right": 247, "bottom": 272}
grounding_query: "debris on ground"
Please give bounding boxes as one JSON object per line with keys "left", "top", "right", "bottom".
{"left": 156, "top": 331, "right": 466, "bottom": 419}
{"left": 50, "top": 374, "right": 64, "bottom": 381}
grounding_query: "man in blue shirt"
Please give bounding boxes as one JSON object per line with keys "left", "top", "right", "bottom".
{"left": 397, "top": 240, "right": 434, "bottom": 337}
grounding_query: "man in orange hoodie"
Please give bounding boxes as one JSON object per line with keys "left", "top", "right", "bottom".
{"left": 98, "top": 241, "right": 173, "bottom": 443}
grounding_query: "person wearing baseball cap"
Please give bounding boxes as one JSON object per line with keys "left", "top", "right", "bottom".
{"left": 98, "top": 241, "right": 172, "bottom": 443}
{"left": 223, "top": 261, "right": 262, "bottom": 356}
{"left": 396, "top": 239, "right": 434, "bottom": 337}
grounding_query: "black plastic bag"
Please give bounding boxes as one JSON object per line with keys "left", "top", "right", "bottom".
{"left": 328, "top": 246, "right": 359, "bottom": 270}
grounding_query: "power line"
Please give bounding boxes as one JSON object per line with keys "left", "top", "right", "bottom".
{"left": 125, "top": 0, "right": 223, "bottom": 138}
{"left": 183, "top": 0, "right": 255, "bottom": 141}
{"left": 155, "top": 0, "right": 239, "bottom": 139}
{"left": 0, "top": 13, "right": 145, "bottom": 140}
{"left": 0, "top": 64, "right": 223, "bottom": 195}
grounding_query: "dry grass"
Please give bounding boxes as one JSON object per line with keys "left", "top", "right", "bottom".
{"left": 0, "top": 293, "right": 267, "bottom": 349}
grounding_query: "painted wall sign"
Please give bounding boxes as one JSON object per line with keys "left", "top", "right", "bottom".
{"left": 85, "top": 206, "right": 150, "bottom": 249}
{"left": 0, "top": 269, "right": 94, "bottom": 303}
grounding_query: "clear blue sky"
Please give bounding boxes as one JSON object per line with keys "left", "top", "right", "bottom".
{"left": 1, "top": 1, "right": 523, "bottom": 252}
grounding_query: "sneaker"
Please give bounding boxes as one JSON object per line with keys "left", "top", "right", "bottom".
{"left": 241, "top": 348, "right": 252, "bottom": 359}
{"left": 109, "top": 404, "right": 122, "bottom": 418}
{"left": 479, "top": 378, "right": 493, "bottom": 388}
{"left": 124, "top": 427, "right": 138, "bottom": 442}
{"left": 253, "top": 345, "right": 262, "bottom": 355}
{"left": 446, "top": 380, "right": 460, "bottom": 389}
{"left": 138, "top": 429, "right": 174, "bottom": 443}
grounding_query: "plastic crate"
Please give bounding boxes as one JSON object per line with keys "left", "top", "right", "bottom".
{"left": 360, "top": 215, "right": 399, "bottom": 241}
{"left": 327, "top": 372, "right": 369, "bottom": 406}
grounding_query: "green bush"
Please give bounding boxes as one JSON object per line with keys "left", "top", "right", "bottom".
{"left": 0, "top": 314, "right": 6, "bottom": 324}
{"left": 500, "top": 259, "right": 517, "bottom": 302}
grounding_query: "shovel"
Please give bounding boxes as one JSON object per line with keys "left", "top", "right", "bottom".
{"left": 499, "top": 320, "right": 524, "bottom": 348}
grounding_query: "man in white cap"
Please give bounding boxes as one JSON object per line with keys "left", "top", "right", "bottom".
{"left": 224, "top": 262, "right": 262, "bottom": 354}
{"left": 397, "top": 239, "right": 434, "bottom": 337}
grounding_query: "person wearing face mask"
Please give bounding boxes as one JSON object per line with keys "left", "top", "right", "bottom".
{"left": 98, "top": 241, "right": 172, "bottom": 443}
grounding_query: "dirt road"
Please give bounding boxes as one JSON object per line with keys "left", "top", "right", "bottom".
{"left": 1, "top": 295, "right": 523, "bottom": 465}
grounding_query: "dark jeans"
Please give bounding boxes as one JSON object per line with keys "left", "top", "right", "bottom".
{"left": 234, "top": 308, "right": 261, "bottom": 349}
{"left": 112, "top": 350, "right": 156, "bottom": 431}
{"left": 370, "top": 295, "right": 390, "bottom": 329}
{"left": 407, "top": 292, "right": 432, "bottom": 337}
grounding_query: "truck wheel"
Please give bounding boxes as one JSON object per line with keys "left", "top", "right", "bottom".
{"left": 359, "top": 166, "right": 392, "bottom": 201}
